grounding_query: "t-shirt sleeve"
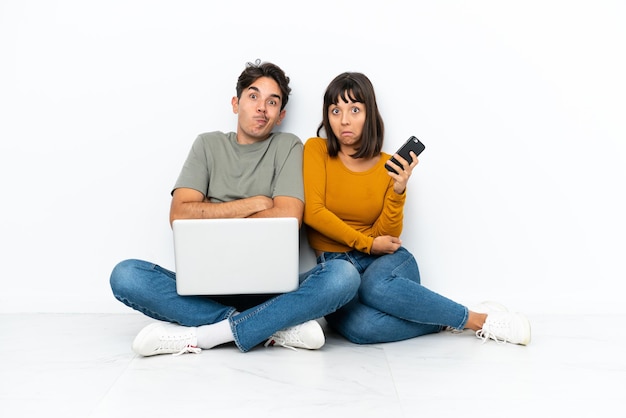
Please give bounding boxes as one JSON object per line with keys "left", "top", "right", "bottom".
{"left": 272, "top": 133, "right": 304, "bottom": 202}
{"left": 171, "top": 134, "right": 211, "bottom": 196}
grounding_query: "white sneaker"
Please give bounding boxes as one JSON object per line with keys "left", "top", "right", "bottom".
{"left": 264, "top": 320, "right": 325, "bottom": 350}
{"left": 132, "top": 322, "right": 202, "bottom": 356}
{"left": 445, "top": 301, "right": 509, "bottom": 333}
{"left": 471, "top": 300, "right": 509, "bottom": 314}
{"left": 476, "top": 311, "right": 531, "bottom": 345}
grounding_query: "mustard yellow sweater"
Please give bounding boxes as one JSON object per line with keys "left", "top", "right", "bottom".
{"left": 303, "top": 137, "right": 406, "bottom": 254}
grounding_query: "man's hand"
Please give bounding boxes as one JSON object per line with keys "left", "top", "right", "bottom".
{"left": 170, "top": 188, "right": 274, "bottom": 225}
{"left": 248, "top": 195, "right": 303, "bottom": 226}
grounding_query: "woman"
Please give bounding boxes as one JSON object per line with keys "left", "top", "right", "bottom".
{"left": 303, "top": 72, "right": 531, "bottom": 345}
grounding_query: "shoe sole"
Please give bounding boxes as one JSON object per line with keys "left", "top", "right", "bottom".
{"left": 516, "top": 313, "right": 532, "bottom": 346}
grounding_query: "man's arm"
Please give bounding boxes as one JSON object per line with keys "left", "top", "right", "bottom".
{"left": 247, "top": 195, "right": 304, "bottom": 226}
{"left": 169, "top": 187, "right": 274, "bottom": 226}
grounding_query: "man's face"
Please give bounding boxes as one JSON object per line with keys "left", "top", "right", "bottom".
{"left": 232, "top": 76, "right": 286, "bottom": 144}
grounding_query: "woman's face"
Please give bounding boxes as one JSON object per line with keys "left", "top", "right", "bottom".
{"left": 328, "top": 93, "right": 366, "bottom": 149}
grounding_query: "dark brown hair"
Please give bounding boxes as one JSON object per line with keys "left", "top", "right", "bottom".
{"left": 316, "top": 72, "right": 384, "bottom": 158}
{"left": 236, "top": 60, "right": 291, "bottom": 111}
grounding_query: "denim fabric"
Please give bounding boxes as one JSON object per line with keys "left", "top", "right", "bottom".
{"left": 110, "top": 258, "right": 359, "bottom": 352}
{"left": 322, "top": 247, "right": 469, "bottom": 344}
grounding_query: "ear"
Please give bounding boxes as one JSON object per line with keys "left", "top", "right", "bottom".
{"left": 231, "top": 96, "right": 239, "bottom": 114}
{"left": 275, "top": 109, "right": 286, "bottom": 125}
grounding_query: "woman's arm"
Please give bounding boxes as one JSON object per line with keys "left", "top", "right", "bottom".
{"left": 303, "top": 138, "right": 374, "bottom": 253}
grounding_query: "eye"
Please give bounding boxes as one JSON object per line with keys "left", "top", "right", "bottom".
{"left": 268, "top": 99, "right": 277, "bottom": 106}
{"left": 331, "top": 108, "right": 340, "bottom": 115}
{"left": 351, "top": 106, "right": 360, "bottom": 114}
{"left": 249, "top": 93, "right": 258, "bottom": 100}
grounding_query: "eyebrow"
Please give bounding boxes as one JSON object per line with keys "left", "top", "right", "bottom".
{"left": 247, "top": 86, "right": 281, "bottom": 102}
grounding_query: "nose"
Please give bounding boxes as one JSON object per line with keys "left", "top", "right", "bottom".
{"left": 257, "top": 101, "right": 266, "bottom": 113}
{"left": 341, "top": 112, "right": 350, "bottom": 125}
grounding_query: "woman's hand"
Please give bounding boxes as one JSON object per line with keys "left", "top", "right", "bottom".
{"left": 387, "top": 151, "right": 419, "bottom": 194}
{"left": 371, "top": 235, "right": 402, "bottom": 255}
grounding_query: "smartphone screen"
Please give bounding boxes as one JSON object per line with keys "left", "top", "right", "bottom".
{"left": 385, "top": 136, "right": 425, "bottom": 174}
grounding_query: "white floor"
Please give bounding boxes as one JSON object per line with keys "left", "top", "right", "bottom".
{"left": 1, "top": 313, "right": 624, "bottom": 418}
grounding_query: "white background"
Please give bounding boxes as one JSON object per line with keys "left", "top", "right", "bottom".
{"left": 1, "top": 0, "right": 624, "bottom": 314}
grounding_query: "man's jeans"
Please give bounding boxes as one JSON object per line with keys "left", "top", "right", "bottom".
{"left": 323, "top": 247, "right": 469, "bottom": 344}
{"left": 110, "top": 258, "right": 360, "bottom": 352}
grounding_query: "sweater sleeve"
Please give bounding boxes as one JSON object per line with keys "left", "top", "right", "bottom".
{"left": 370, "top": 180, "right": 406, "bottom": 238}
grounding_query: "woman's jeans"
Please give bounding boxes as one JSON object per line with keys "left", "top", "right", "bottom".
{"left": 323, "top": 247, "right": 469, "bottom": 344}
{"left": 110, "top": 258, "right": 360, "bottom": 352}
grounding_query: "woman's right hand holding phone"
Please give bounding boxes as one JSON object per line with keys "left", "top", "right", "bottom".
{"left": 387, "top": 151, "right": 419, "bottom": 194}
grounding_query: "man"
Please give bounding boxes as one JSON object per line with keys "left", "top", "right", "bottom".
{"left": 110, "top": 60, "right": 360, "bottom": 356}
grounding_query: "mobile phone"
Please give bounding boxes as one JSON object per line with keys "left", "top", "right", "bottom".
{"left": 385, "top": 136, "right": 426, "bottom": 174}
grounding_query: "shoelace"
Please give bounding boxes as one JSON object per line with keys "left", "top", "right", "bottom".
{"left": 155, "top": 334, "right": 202, "bottom": 356}
{"left": 264, "top": 327, "right": 303, "bottom": 351}
{"left": 173, "top": 345, "right": 202, "bottom": 356}
{"left": 264, "top": 338, "right": 297, "bottom": 351}
{"left": 475, "top": 328, "right": 508, "bottom": 344}
{"left": 477, "top": 312, "right": 519, "bottom": 344}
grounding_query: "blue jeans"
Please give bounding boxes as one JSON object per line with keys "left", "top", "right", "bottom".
{"left": 110, "top": 258, "right": 360, "bottom": 352}
{"left": 322, "top": 247, "right": 469, "bottom": 344}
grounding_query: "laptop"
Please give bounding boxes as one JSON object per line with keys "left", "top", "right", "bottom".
{"left": 172, "top": 217, "right": 300, "bottom": 296}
